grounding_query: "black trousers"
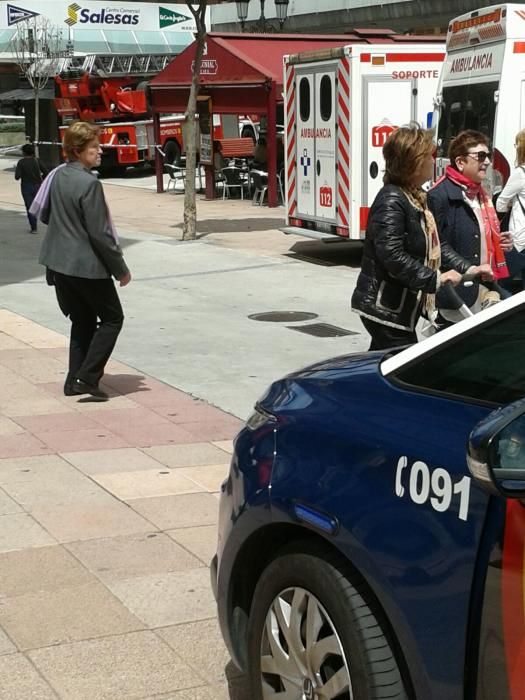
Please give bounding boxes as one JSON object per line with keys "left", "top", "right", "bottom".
{"left": 360, "top": 316, "right": 417, "bottom": 351}
{"left": 53, "top": 272, "right": 124, "bottom": 387}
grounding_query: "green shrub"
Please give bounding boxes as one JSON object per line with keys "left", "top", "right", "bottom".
{"left": 0, "top": 123, "right": 25, "bottom": 133}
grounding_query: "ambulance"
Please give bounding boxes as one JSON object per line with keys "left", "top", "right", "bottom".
{"left": 434, "top": 4, "right": 525, "bottom": 191}
{"left": 282, "top": 41, "right": 445, "bottom": 241}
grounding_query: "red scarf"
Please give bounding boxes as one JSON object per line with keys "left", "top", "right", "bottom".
{"left": 440, "top": 166, "right": 509, "bottom": 280}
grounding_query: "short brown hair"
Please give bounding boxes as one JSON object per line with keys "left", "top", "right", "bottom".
{"left": 383, "top": 125, "right": 434, "bottom": 186}
{"left": 515, "top": 129, "right": 525, "bottom": 166}
{"left": 448, "top": 130, "right": 489, "bottom": 170}
{"left": 62, "top": 121, "right": 99, "bottom": 159}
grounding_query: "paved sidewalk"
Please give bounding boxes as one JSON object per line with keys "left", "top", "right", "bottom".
{"left": 0, "top": 309, "right": 249, "bottom": 700}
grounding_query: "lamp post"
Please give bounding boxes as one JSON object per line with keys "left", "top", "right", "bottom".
{"left": 236, "top": 0, "right": 289, "bottom": 33}
{"left": 235, "top": 0, "right": 249, "bottom": 31}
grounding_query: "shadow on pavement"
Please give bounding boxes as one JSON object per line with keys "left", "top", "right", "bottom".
{"left": 0, "top": 207, "right": 140, "bottom": 287}
{"left": 286, "top": 239, "right": 363, "bottom": 269}
{"left": 101, "top": 373, "right": 149, "bottom": 396}
{"left": 170, "top": 217, "right": 286, "bottom": 237}
{"left": 224, "top": 662, "right": 251, "bottom": 699}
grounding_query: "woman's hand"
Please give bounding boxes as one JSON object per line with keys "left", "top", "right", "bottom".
{"left": 499, "top": 232, "right": 514, "bottom": 252}
{"left": 469, "top": 263, "right": 494, "bottom": 281}
{"left": 119, "top": 271, "right": 132, "bottom": 287}
{"left": 440, "top": 270, "right": 463, "bottom": 286}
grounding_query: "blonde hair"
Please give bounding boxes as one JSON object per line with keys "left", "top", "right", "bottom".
{"left": 516, "top": 129, "right": 525, "bottom": 166}
{"left": 383, "top": 125, "right": 434, "bottom": 186}
{"left": 62, "top": 121, "right": 99, "bottom": 160}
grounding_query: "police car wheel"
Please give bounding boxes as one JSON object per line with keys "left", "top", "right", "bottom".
{"left": 247, "top": 549, "right": 408, "bottom": 700}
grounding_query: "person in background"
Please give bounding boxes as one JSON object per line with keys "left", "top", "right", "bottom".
{"left": 253, "top": 136, "right": 268, "bottom": 170}
{"left": 37, "top": 121, "right": 131, "bottom": 401}
{"left": 495, "top": 128, "right": 525, "bottom": 291}
{"left": 15, "top": 143, "right": 48, "bottom": 234}
{"left": 213, "top": 140, "right": 227, "bottom": 174}
{"left": 427, "top": 130, "right": 511, "bottom": 326}
{"left": 351, "top": 125, "right": 488, "bottom": 350}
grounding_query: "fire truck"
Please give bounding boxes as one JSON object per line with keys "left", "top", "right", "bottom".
{"left": 281, "top": 37, "right": 445, "bottom": 241}
{"left": 434, "top": 3, "right": 525, "bottom": 193}
{"left": 55, "top": 67, "right": 187, "bottom": 171}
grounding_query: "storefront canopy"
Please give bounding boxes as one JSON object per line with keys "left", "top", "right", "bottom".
{"left": 148, "top": 32, "right": 354, "bottom": 114}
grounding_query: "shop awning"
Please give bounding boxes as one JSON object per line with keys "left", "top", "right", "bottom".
{"left": 148, "top": 32, "right": 353, "bottom": 113}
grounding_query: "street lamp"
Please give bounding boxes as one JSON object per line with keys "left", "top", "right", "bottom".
{"left": 274, "top": 0, "right": 289, "bottom": 28}
{"left": 236, "top": 0, "right": 250, "bottom": 31}
{"left": 236, "top": 0, "right": 290, "bottom": 33}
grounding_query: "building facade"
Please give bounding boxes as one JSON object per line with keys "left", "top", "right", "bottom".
{"left": 209, "top": 0, "right": 501, "bottom": 35}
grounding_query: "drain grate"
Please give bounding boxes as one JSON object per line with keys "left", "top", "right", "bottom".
{"left": 249, "top": 311, "right": 319, "bottom": 323}
{"left": 287, "top": 323, "right": 358, "bottom": 338}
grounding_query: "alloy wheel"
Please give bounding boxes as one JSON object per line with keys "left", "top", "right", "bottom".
{"left": 259, "top": 586, "right": 353, "bottom": 699}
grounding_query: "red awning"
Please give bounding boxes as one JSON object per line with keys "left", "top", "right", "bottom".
{"left": 148, "top": 33, "right": 353, "bottom": 97}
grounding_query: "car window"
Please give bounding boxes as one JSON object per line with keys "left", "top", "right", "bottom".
{"left": 392, "top": 309, "right": 525, "bottom": 405}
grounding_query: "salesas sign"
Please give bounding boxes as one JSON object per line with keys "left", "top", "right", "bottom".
{"left": 159, "top": 7, "right": 189, "bottom": 28}
{"left": 65, "top": 3, "right": 140, "bottom": 26}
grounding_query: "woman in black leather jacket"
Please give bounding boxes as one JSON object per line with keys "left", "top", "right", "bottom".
{"left": 351, "top": 125, "right": 491, "bottom": 350}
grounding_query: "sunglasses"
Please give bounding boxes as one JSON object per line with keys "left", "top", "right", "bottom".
{"left": 465, "top": 151, "right": 493, "bottom": 163}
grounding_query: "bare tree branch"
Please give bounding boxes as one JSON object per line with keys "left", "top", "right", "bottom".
{"left": 9, "top": 16, "right": 64, "bottom": 156}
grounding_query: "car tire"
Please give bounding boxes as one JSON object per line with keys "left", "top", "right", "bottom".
{"left": 247, "top": 549, "right": 408, "bottom": 700}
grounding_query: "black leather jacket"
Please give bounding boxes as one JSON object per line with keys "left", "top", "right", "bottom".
{"left": 351, "top": 185, "right": 470, "bottom": 331}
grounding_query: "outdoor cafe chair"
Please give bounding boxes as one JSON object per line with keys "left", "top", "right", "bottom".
{"left": 221, "top": 166, "right": 247, "bottom": 200}
{"left": 165, "top": 163, "right": 186, "bottom": 193}
{"left": 250, "top": 169, "right": 268, "bottom": 206}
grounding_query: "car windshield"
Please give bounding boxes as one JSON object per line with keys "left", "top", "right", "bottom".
{"left": 392, "top": 307, "right": 525, "bottom": 405}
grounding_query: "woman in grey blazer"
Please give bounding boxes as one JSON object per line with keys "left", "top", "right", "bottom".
{"left": 39, "top": 121, "right": 131, "bottom": 400}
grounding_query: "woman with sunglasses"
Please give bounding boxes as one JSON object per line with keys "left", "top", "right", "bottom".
{"left": 427, "top": 129, "right": 510, "bottom": 327}
{"left": 495, "top": 128, "right": 525, "bottom": 291}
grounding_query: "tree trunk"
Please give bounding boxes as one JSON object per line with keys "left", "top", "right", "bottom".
{"left": 182, "top": 2, "right": 207, "bottom": 241}
{"left": 34, "top": 88, "right": 40, "bottom": 158}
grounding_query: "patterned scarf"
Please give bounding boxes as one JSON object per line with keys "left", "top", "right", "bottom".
{"left": 401, "top": 186, "right": 441, "bottom": 319}
{"left": 443, "top": 165, "right": 508, "bottom": 280}
{"left": 29, "top": 163, "right": 119, "bottom": 243}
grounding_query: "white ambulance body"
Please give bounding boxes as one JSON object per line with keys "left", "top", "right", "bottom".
{"left": 282, "top": 43, "right": 445, "bottom": 241}
{"left": 434, "top": 4, "right": 525, "bottom": 191}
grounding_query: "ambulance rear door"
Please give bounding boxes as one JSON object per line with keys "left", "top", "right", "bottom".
{"left": 295, "top": 63, "right": 337, "bottom": 222}
{"left": 313, "top": 68, "right": 337, "bottom": 222}
{"left": 362, "top": 73, "right": 415, "bottom": 208}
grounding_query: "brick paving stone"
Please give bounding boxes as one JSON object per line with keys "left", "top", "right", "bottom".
{"left": 0, "top": 581, "right": 145, "bottom": 650}
{"left": 129, "top": 492, "right": 219, "bottom": 530}
{"left": 65, "top": 531, "right": 202, "bottom": 583}
{"left": 0, "top": 653, "right": 57, "bottom": 699}
{"left": 143, "top": 442, "right": 229, "bottom": 468}
{"left": 29, "top": 630, "right": 200, "bottom": 699}
{"left": 61, "top": 446, "right": 165, "bottom": 475}
{"left": 107, "top": 568, "right": 216, "bottom": 627}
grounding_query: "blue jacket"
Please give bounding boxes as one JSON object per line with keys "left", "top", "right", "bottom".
{"left": 427, "top": 178, "right": 481, "bottom": 308}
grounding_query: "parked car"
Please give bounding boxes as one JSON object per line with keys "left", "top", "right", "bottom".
{"left": 211, "top": 291, "right": 525, "bottom": 700}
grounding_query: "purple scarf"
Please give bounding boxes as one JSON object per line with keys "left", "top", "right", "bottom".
{"left": 30, "top": 163, "right": 119, "bottom": 243}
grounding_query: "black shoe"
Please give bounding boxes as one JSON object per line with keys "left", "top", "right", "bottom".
{"left": 64, "top": 382, "right": 76, "bottom": 396}
{"left": 72, "top": 378, "right": 109, "bottom": 401}
{"left": 29, "top": 229, "right": 38, "bottom": 234}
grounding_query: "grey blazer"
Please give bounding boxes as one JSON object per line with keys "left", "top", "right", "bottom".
{"left": 39, "top": 161, "right": 129, "bottom": 280}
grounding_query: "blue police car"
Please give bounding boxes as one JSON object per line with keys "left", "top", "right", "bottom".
{"left": 211, "top": 291, "right": 525, "bottom": 700}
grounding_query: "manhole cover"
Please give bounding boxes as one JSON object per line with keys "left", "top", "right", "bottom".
{"left": 287, "top": 323, "right": 358, "bottom": 338}
{"left": 248, "top": 311, "right": 319, "bottom": 323}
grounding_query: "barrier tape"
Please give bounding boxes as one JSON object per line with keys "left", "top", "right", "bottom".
{"left": 26, "top": 140, "right": 168, "bottom": 150}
